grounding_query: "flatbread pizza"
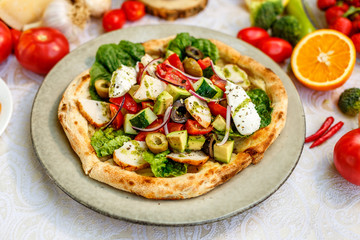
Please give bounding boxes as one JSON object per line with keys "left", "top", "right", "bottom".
{"left": 58, "top": 33, "right": 287, "bottom": 199}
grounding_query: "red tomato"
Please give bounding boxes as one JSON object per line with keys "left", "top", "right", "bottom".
{"left": 10, "top": 29, "right": 21, "bottom": 52}
{"left": 102, "top": 9, "right": 126, "bottom": 32}
{"left": 137, "top": 62, "right": 145, "bottom": 84}
{"left": 0, "top": 21, "right": 12, "bottom": 64}
{"left": 334, "top": 128, "right": 360, "bottom": 185}
{"left": 197, "top": 57, "right": 211, "bottom": 70}
{"left": 237, "top": 27, "right": 270, "bottom": 47}
{"left": 210, "top": 75, "right": 227, "bottom": 92}
{"left": 141, "top": 101, "right": 154, "bottom": 110}
{"left": 156, "top": 62, "right": 188, "bottom": 87}
{"left": 110, "top": 104, "right": 124, "bottom": 130}
{"left": 15, "top": 27, "right": 69, "bottom": 75}
{"left": 166, "top": 53, "right": 184, "bottom": 71}
{"left": 185, "top": 119, "right": 213, "bottom": 135}
{"left": 134, "top": 118, "right": 164, "bottom": 141}
{"left": 257, "top": 37, "right": 292, "bottom": 63}
{"left": 121, "top": 0, "right": 146, "bottom": 21}
{"left": 208, "top": 102, "right": 227, "bottom": 119}
{"left": 167, "top": 122, "right": 184, "bottom": 133}
{"left": 109, "top": 93, "right": 139, "bottom": 114}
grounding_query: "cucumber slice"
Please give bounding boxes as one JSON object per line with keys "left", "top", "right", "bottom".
{"left": 193, "top": 77, "right": 218, "bottom": 98}
{"left": 130, "top": 107, "right": 158, "bottom": 128}
{"left": 124, "top": 114, "right": 138, "bottom": 135}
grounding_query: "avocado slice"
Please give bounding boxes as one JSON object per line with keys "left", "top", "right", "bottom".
{"left": 127, "top": 85, "right": 142, "bottom": 103}
{"left": 166, "top": 130, "right": 188, "bottom": 152}
{"left": 214, "top": 140, "right": 234, "bottom": 163}
{"left": 212, "top": 115, "right": 226, "bottom": 132}
{"left": 153, "top": 91, "right": 173, "bottom": 115}
{"left": 166, "top": 84, "right": 191, "bottom": 101}
{"left": 187, "top": 135, "right": 206, "bottom": 150}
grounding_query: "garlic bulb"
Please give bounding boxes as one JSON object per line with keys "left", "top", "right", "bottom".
{"left": 84, "top": 0, "right": 111, "bottom": 18}
{"left": 42, "top": 0, "right": 90, "bottom": 42}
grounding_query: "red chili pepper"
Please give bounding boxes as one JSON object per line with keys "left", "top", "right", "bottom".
{"left": 305, "top": 116, "right": 334, "bottom": 143}
{"left": 310, "top": 121, "right": 344, "bottom": 148}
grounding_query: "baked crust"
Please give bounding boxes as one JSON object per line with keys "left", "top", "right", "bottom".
{"left": 58, "top": 36, "right": 288, "bottom": 199}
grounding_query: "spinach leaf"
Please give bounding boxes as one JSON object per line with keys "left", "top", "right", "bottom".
{"left": 91, "top": 128, "right": 131, "bottom": 157}
{"left": 89, "top": 61, "right": 112, "bottom": 100}
{"left": 166, "top": 33, "right": 219, "bottom": 62}
{"left": 89, "top": 41, "right": 145, "bottom": 100}
{"left": 167, "top": 32, "right": 194, "bottom": 60}
{"left": 247, "top": 89, "right": 272, "bottom": 128}
{"left": 191, "top": 38, "right": 219, "bottom": 62}
{"left": 143, "top": 150, "right": 187, "bottom": 177}
{"left": 118, "top": 40, "right": 145, "bottom": 62}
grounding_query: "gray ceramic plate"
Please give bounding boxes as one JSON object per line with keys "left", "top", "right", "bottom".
{"left": 31, "top": 24, "right": 305, "bottom": 226}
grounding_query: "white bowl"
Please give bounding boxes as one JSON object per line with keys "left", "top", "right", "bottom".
{"left": 0, "top": 78, "right": 13, "bottom": 136}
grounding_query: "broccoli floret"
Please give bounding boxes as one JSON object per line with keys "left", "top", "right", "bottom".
{"left": 271, "top": 16, "right": 301, "bottom": 46}
{"left": 250, "top": 0, "right": 284, "bottom": 30}
{"left": 338, "top": 88, "right": 360, "bottom": 116}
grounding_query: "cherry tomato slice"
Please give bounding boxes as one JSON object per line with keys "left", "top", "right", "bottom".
{"left": 110, "top": 93, "right": 139, "bottom": 114}
{"left": 166, "top": 53, "right": 184, "bottom": 71}
{"left": 197, "top": 57, "right": 212, "bottom": 70}
{"left": 185, "top": 119, "right": 213, "bottom": 135}
{"left": 156, "top": 62, "right": 188, "bottom": 87}
{"left": 167, "top": 122, "right": 185, "bottom": 133}
{"left": 109, "top": 104, "right": 124, "bottom": 130}
{"left": 208, "top": 102, "right": 227, "bottom": 119}
{"left": 210, "top": 75, "right": 227, "bottom": 92}
{"left": 141, "top": 101, "right": 154, "bottom": 110}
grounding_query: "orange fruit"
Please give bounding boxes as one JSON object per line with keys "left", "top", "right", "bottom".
{"left": 291, "top": 29, "right": 356, "bottom": 91}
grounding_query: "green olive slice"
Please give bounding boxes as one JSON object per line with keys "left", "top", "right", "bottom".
{"left": 95, "top": 79, "right": 110, "bottom": 98}
{"left": 145, "top": 133, "right": 168, "bottom": 154}
{"left": 183, "top": 58, "right": 203, "bottom": 77}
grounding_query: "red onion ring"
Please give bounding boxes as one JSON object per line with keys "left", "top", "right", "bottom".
{"left": 164, "top": 123, "right": 169, "bottom": 135}
{"left": 103, "top": 97, "right": 125, "bottom": 130}
{"left": 210, "top": 60, "right": 226, "bottom": 81}
{"left": 217, "top": 105, "right": 231, "bottom": 146}
{"left": 138, "top": 57, "right": 162, "bottom": 82}
{"left": 189, "top": 90, "right": 225, "bottom": 103}
{"left": 132, "top": 106, "right": 172, "bottom": 132}
{"left": 164, "top": 63, "right": 202, "bottom": 81}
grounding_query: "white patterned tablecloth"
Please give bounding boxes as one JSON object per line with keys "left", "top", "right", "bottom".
{"left": 1, "top": 0, "right": 360, "bottom": 239}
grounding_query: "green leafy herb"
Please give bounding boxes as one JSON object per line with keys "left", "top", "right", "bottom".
{"left": 89, "top": 41, "right": 145, "bottom": 100}
{"left": 91, "top": 128, "right": 131, "bottom": 157}
{"left": 167, "top": 32, "right": 219, "bottom": 62}
{"left": 167, "top": 32, "right": 194, "bottom": 60}
{"left": 143, "top": 150, "right": 187, "bottom": 177}
{"left": 247, "top": 88, "right": 272, "bottom": 128}
{"left": 191, "top": 38, "right": 219, "bottom": 62}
